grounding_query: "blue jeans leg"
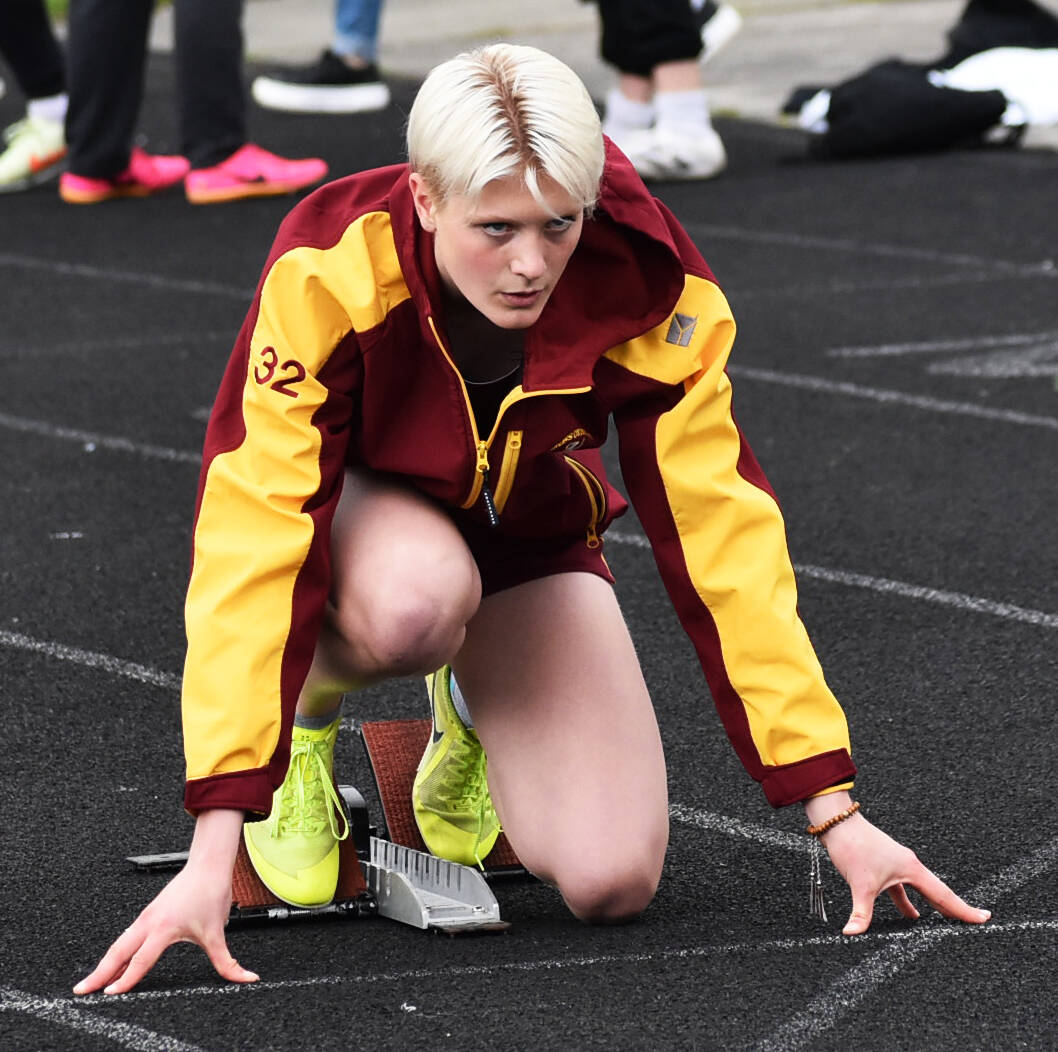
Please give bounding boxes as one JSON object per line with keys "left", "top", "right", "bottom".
{"left": 333, "top": 0, "right": 383, "bottom": 62}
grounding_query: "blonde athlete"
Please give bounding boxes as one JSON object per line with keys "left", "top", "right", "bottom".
{"left": 75, "top": 44, "right": 989, "bottom": 996}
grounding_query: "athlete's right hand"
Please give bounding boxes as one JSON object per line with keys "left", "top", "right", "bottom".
{"left": 73, "top": 809, "right": 259, "bottom": 995}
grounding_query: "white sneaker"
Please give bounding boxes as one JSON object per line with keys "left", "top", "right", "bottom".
{"left": 609, "top": 123, "right": 727, "bottom": 181}
{"left": 251, "top": 50, "right": 391, "bottom": 115}
{"left": 0, "top": 114, "right": 66, "bottom": 192}
{"left": 692, "top": 0, "right": 744, "bottom": 64}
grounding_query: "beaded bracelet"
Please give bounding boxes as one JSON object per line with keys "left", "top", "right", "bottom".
{"left": 806, "top": 800, "right": 861, "bottom": 838}
{"left": 806, "top": 800, "right": 861, "bottom": 922}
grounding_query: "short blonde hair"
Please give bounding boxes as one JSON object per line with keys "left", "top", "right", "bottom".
{"left": 407, "top": 44, "right": 605, "bottom": 212}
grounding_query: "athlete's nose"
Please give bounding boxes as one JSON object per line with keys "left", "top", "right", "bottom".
{"left": 509, "top": 233, "right": 547, "bottom": 282}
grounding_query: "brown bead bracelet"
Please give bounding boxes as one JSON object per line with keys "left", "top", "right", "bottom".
{"left": 805, "top": 800, "right": 861, "bottom": 837}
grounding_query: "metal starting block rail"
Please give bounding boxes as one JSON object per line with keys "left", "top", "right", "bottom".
{"left": 127, "top": 718, "right": 522, "bottom": 934}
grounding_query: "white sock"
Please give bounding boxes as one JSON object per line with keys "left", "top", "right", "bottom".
{"left": 654, "top": 89, "right": 711, "bottom": 131}
{"left": 603, "top": 87, "right": 655, "bottom": 133}
{"left": 27, "top": 92, "right": 67, "bottom": 124}
{"left": 449, "top": 672, "right": 474, "bottom": 728}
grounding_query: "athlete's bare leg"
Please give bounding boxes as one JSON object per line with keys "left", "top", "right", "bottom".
{"left": 298, "top": 469, "right": 482, "bottom": 716}
{"left": 454, "top": 572, "right": 669, "bottom": 923}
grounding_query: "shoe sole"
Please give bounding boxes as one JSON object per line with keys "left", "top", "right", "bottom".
{"left": 186, "top": 178, "right": 324, "bottom": 204}
{"left": 251, "top": 77, "right": 391, "bottom": 114}
{"left": 59, "top": 182, "right": 167, "bottom": 204}
{"left": 0, "top": 153, "right": 67, "bottom": 194}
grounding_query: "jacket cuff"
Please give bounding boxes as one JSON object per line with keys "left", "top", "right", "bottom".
{"left": 761, "top": 749, "right": 857, "bottom": 808}
{"left": 184, "top": 768, "right": 276, "bottom": 818}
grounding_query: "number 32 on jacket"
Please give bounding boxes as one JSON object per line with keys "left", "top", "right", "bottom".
{"left": 253, "top": 345, "right": 306, "bottom": 398}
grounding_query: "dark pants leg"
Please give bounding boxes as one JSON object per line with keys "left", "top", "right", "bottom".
{"left": 0, "top": 0, "right": 65, "bottom": 99}
{"left": 175, "top": 0, "right": 246, "bottom": 169}
{"left": 65, "top": 0, "right": 152, "bottom": 177}
{"left": 595, "top": 0, "right": 701, "bottom": 77}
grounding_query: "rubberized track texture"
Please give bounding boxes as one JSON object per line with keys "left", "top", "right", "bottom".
{"left": 1, "top": 52, "right": 1056, "bottom": 1052}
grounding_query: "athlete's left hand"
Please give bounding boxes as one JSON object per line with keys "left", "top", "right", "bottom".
{"left": 804, "top": 791, "right": 992, "bottom": 935}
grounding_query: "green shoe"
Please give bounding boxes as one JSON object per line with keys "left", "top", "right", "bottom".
{"left": 412, "top": 667, "right": 501, "bottom": 866}
{"left": 243, "top": 718, "right": 349, "bottom": 907}
{"left": 0, "top": 115, "right": 66, "bottom": 193}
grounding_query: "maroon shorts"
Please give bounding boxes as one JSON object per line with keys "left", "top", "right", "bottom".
{"left": 455, "top": 519, "right": 615, "bottom": 598}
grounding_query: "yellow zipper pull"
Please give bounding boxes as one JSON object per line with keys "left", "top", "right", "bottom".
{"left": 476, "top": 441, "right": 499, "bottom": 528}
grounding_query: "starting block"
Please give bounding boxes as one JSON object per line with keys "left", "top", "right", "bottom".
{"left": 359, "top": 718, "right": 523, "bottom": 875}
{"left": 127, "top": 718, "right": 522, "bottom": 933}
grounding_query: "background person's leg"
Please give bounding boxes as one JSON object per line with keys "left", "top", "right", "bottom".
{"left": 65, "top": 0, "right": 152, "bottom": 177}
{"left": 174, "top": 0, "right": 244, "bottom": 170}
{"left": 333, "top": 0, "right": 384, "bottom": 62}
{"left": 0, "top": 0, "right": 65, "bottom": 99}
{"left": 455, "top": 572, "right": 669, "bottom": 923}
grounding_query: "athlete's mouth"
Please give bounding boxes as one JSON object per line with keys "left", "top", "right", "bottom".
{"left": 500, "top": 288, "right": 545, "bottom": 305}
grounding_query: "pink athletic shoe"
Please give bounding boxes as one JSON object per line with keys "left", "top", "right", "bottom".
{"left": 59, "top": 147, "right": 190, "bottom": 203}
{"left": 184, "top": 143, "right": 328, "bottom": 204}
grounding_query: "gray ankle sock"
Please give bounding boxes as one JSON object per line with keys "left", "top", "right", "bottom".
{"left": 294, "top": 700, "right": 343, "bottom": 730}
{"left": 449, "top": 673, "right": 473, "bottom": 728}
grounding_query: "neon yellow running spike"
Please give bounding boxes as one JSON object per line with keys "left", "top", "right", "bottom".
{"left": 413, "top": 667, "right": 501, "bottom": 867}
{"left": 243, "top": 718, "right": 349, "bottom": 907}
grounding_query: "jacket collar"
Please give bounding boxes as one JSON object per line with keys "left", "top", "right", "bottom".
{"left": 387, "top": 139, "right": 687, "bottom": 391}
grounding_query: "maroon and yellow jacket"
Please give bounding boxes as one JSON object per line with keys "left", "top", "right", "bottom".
{"left": 182, "top": 143, "right": 856, "bottom": 817}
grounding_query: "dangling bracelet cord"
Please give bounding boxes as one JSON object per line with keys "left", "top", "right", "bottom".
{"left": 806, "top": 800, "right": 861, "bottom": 922}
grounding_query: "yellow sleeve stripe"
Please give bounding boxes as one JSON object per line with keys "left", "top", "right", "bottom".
{"left": 183, "top": 212, "right": 410, "bottom": 782}
{"left": 651, "top": 333, "right": 851, "bottom": 769}
{"left": 603, "top": 275, "right": 729, "bottom": 385}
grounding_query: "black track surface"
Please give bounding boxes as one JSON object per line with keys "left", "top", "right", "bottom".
{"left": 2, "top": 52, "right": 1056, "bottom": 1052}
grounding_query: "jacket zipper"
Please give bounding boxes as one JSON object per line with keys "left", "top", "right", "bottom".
{"left": 475, "top": 440, "right": 499, "bottom": 526}
{"left": 564, "top": 456, "right": 606, "bottom": 549}
{"left": 427, "top": 316, "right": 590, "bottom": 526}
{"left": 491, "top": 430, "right": 523, "bottom": 515}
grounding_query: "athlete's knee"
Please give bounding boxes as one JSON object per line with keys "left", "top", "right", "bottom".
{"left": 331, "top": 570, "right": 480, "bottom": 677}
{"left": 554, "top": 854, "right": 662, "bottom": 925}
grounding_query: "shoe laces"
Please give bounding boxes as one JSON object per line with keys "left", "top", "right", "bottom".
{"left": 441, "top": 732, "right": 491, "bottom": 806}
{"left": 443, "top": 733, "right": 500, "bottom": 867}
{"left": 272, "top": 736, "right": 350, "bottom": 841}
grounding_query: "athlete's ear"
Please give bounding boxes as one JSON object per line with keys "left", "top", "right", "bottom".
{"left": 408, "top": 171, "right": 440, "bottom": 232}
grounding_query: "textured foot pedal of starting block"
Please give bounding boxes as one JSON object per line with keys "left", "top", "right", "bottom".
{"left": 228, "top": 831, "right": 374, "bottom": 922}
{"left": 366, "top": 837, "right": 509, "bottom": 933}
{"left": 359, "top": 718, "right": 524, "bottom": 875}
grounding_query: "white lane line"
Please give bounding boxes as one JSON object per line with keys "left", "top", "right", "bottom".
{"left": 734, "top": 269, "right": 1023, "bottom": 300}
{"left": 0, "top": 986, "right": 206, "bottom": 1052}
{"left": 827, "top": 330, "right": 1058, "bottom": 359}
{"left": 73, "top": 917, "right": 1058, "bottom": 1005}
{"left": 0, "top": 410, "right": 200, "bottom": 464}
{"left": 795, "top": 564, "right": 1058, "bottom": 631}
{"left": 668, "top": 803, "right": 807, "bottom": 854}
{"left": 0, "top": 630, "right": 181, "bottom": 691}
{"left": 0, "top": 331, "right": 233, "bottom": 358}
{"left": 930, "top": 344, "right": 1058, "bottom": 379}
{"left": 752, "top": 834, "right": 1058, "bottom": 1052}
{"left": 728, "top": 365, "right": 1058, "bottom": 431}
{"left": 0, "top": 252, "right": 253, "bottom": 300}
{"left": 605, "top": 531, "right": 1058, "bottom": 631}
{"left": 683, "top": 223, "right": 1057, "bottom": 276}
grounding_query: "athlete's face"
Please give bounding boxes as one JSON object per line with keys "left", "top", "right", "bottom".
{"left": 410, "top": 171, "right": 584, "bottom": 330}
